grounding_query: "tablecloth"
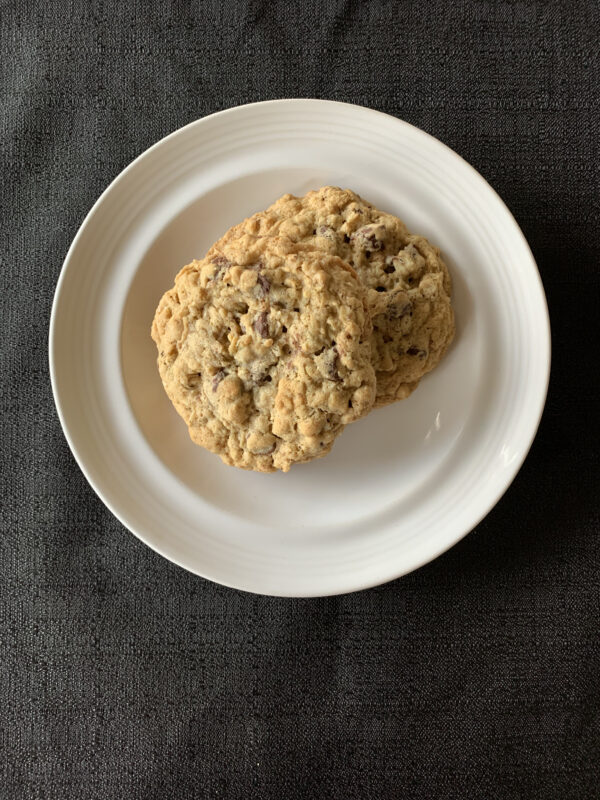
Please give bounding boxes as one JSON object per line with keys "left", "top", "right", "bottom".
{"left": 1, "top": 1, "right": 599, "bottom": 797}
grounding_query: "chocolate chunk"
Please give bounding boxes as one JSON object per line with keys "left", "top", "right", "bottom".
{"left": 212, "top": 369, "right": 226, "bottom": 391}
{"left": 375, "top": 286, "right": 386, "bottom": 292}
{"left": 351, "top": 225, "right": 385, "bottom": 252}
{"left": 406, "top": 346, "right": 427, "bottom": 358}
{"left": 251, "top": 364, "right": 273, "bottom": 384}
{"left": 210, "top": 255, "right": 230, "bottom": 280}
{"left": 253, "top": 311, "right": 269, "bottom": 338}
{"left": 386, "top": 298, "right": 413, "bottom": 320}
{"left": 384, "top": 264, "right": 396, "bottom": 274}
{"left": 328, "top": 346, "right": 342, "bottom": 382}
{"left": 256, "top": 273, "right": 270, "bottom": 297}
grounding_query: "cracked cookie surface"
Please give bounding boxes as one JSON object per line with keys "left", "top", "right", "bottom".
{"left": 151, "top": 234, "right": 376, "bottom": 472}
{"left": 211, "top": 187, "right": 455, "bottom": 407}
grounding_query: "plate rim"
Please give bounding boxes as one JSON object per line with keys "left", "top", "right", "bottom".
{"left": 49, "top": 98, "right": 551, "bottom": 596}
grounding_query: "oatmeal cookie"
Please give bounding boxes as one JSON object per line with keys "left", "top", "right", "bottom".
{"left": 151, "top": 234, "right": 376, "bottom": 472}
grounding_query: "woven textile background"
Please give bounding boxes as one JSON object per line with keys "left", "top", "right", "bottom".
{"left": 1, "top": 2, "right": 599, "bottom": 798}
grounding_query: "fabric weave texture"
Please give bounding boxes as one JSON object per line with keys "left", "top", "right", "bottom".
{"left": 1, "top": 2, "right": 599, "bottom": 798}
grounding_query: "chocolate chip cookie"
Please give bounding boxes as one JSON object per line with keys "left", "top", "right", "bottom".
{"left": 151, "top": 234, "right": 376, "bottom": 472}
{"left": 210, "top": 187, "right": 455, "bottom": 407}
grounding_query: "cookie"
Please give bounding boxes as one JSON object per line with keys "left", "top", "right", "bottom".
{"left": 210, "top": 187, "right": 455, "bottom": 407}
{"left": 151, "top": 234, "right": 376, "bottom": 472}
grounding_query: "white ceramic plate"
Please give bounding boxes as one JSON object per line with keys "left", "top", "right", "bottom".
{"left": 50, "top": 99, "right": 550, "bottom": 596}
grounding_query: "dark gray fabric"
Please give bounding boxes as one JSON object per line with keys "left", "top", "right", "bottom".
{"left": 1, "top": 1, "right": 599, "bottom": 798}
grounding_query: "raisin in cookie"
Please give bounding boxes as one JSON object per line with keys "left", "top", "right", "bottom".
{"left": 151, "top": 234, "right": 376, "bottom": 472}
{"left": 211, "top": 187, "right": 455, "bottom": 407}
